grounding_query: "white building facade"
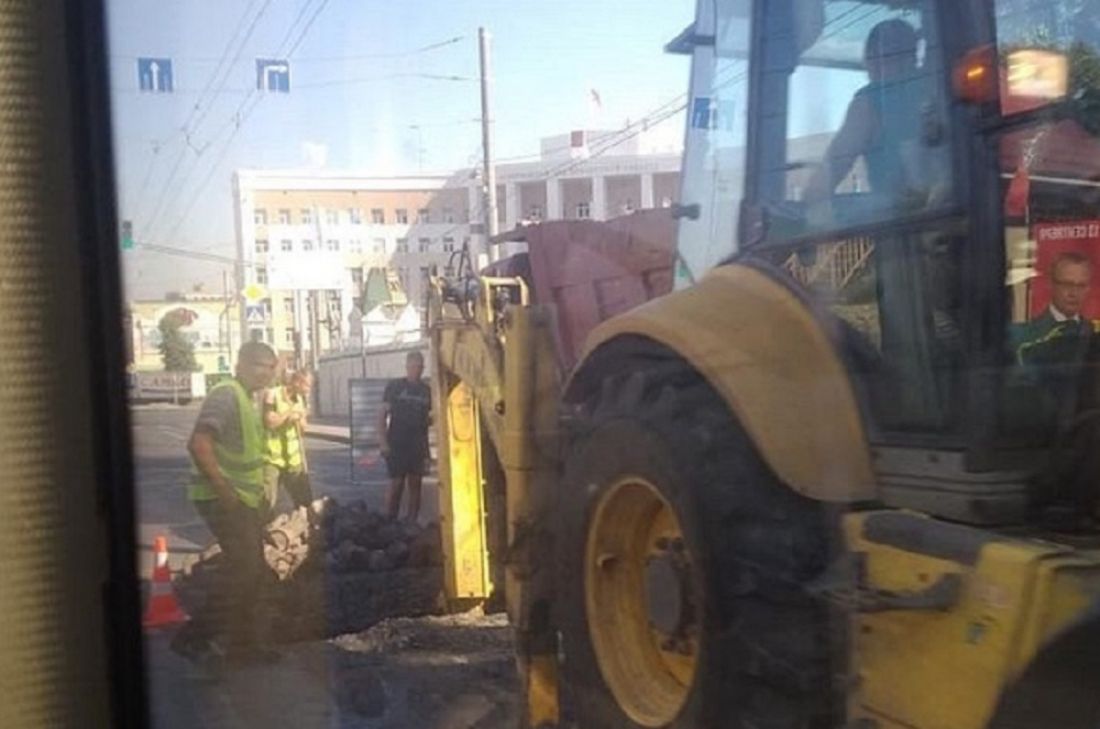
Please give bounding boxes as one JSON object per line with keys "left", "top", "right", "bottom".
{"left": 233, "top": 170, "right": 471, "bottom": 360}
{"left": 233, "top": 132, "right": 683, "bottom": 361}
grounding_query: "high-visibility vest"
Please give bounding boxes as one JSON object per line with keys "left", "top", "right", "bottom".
{"left": 188, "top": 379, "right": 265, "bottom": 508}
{"left": 264, "top": 385, "right": 304, "bottom": 470}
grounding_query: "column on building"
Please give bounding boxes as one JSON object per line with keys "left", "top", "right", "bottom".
{"left": 467, "top": 178, "right": 486, "bottom": 261}
{"left": 339, "top": 286, "right": 354, "bottom": 351}
{"left": 504, "top": 182, "right": 519, "bottom": 232}
{"left": 592, "top": 175, "right": 608, "bottom": 220}
{"left": 546, "top": 178, "right": 562, "bottom": 220}
{"left": 641, "top": 173, "right": 655, "bottom": 209}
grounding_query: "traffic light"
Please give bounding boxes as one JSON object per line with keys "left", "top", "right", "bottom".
{"left": 120, "top": 219, "right": 134, "bottom": 250}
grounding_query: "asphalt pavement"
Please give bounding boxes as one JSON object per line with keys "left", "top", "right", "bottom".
{"left": 132, "top": 403, "right": 449, "bottom": 729}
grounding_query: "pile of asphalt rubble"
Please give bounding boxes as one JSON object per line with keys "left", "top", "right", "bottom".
{"left": 178, "top": 497, "right": 446, "bottom": 641}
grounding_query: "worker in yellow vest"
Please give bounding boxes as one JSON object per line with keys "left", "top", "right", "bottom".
{"left": 171, "top": 342, "right": 279, "bottom": 667}
{"left": 262, "top": 369, "right": 313, "bottom": 516}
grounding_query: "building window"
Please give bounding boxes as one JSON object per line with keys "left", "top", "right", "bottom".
{"left": 349, "top": 239, "right": 363, "bottom": 254}
{"left": 277, "top": 208, "right": 291, "bottom": 224}
{"left": 280, "top": 239, "right": 293, "bottom": 252}
{"left": 348, "top": 208, "right": 362, "bottom": 225}
{"left": 398, "top": 266, "right": 409, "bottom": 287}
{"left": 285, "top": 328, "right": 296, "bottom": 346}
{"left": 420, "top": 266, "right": 431, "bottom": 283}
{"left": 350, "top": 268, "right": 364, "bottom": 288}
{"left": 325, "top": 209, "right": 339, "bottom": 225}
{"left": 256, "top": 266, "right": 267, "bottom": 285}
{"left": 254, "top": 209, "right": 268, "bottom": 225}
{"left": 326, "top": 239, "right": 340, "bottom": 252}
{"left": 442, "top": 207, "right": 455, "bottom": 224}
{"left": 255, "top": 238, "right": 269, "bottom": 253}
{"left": 371, "top": 208, "right": 385, "bottom": 225}
{"left": 576, "top": 202, "right": 591, "bottom": 219}
{"left": 418, "top": 237, "right": 431, "bottom": 253}
{"left": 395, "top": 208, "right": 408, "bottom": 224}
{"left": 396, "top": 237, "right": 409, "bottom": 253}
{"left": 528, "top": 204, "right": 543, "bottom": 221}
{"left": 283, "top": 296, "right": 295, "bottom": 316}
{"left": 442, "top": 237, "right": 455, "bottom": 252}
{"left": 372, "top": 238, "right": 387, "bottom": 254}
{"left": 302, "top": 239, "right": 314, "bottom": 252}
{"left": 417, "top": 208, "right": 431, "bottom": 223}
{"left": 300, "top": 208, "right": 313, "bottom": 224}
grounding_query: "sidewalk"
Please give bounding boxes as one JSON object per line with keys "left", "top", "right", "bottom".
{"left": 305, "top": 421, "right": 351, "bottom": 444}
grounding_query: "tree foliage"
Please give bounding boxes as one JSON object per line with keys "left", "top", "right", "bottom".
{"left": 158, "top": 309, "right": 199, "bottom": 372}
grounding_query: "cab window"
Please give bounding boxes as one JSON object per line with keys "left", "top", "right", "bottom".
{"left": 755, "top": 0, "right": 954, "bottom": 241}
{"left": 750, "top": 0, "right": 965, "bottom": 434}
{"left": 675, "top": 0, "right": 751, "bottom": 287}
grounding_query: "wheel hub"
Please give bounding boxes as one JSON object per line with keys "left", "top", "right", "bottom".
{"left": 645, "top": 553, "right": 684, "bottom": 635}
{"left": 585, "top": 478, "right": 698, "bottom": 727}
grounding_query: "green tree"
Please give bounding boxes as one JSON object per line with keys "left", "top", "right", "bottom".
{"left": 158, "top": 309, "right": 199, "bottom": 372}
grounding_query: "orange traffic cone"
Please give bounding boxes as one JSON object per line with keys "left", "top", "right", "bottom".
{"left": 143, "top": 536, "right": 189, "bottom": 629}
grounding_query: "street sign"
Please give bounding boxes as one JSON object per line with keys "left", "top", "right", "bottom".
{"left": 241, "top": 283, "right": 268, "bottom": 303}
{"left": 245, "top": 304, "right": 266, "bottom": 325}
{"left": 137, "top": 58, "right": 173, "bottom": 93}
{"left": 120, "top": 219, "right": 134, "bottom": 250}
{"left": 256, "top": 59, "right": 290, "bottom": 93}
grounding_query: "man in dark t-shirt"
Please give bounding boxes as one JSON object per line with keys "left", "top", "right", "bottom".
{"left": 379, "top": 350, "right": 431, "bottom": 521}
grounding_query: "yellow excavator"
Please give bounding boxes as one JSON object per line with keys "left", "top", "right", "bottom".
{"left": 429, "top": 1, "right": 1100, "bottom": 728}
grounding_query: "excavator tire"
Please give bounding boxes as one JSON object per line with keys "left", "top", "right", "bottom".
{"left": 558, "top": 341, "right": 839, "bottom": 729}
{"left": 986, "top": 599, "right": 1100, "bottom": 729}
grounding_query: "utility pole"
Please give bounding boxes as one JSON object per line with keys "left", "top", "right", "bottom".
{"left": 308, "top": 204, "right": 324, "bottom": 373}
{"left": 478, "top": 27, "right": 499, "bottom": 261}
{"left": 308, "top": 290, "right": 320, "bottom": 373}
{"left": 221, "top": 269, "right": 232, "bottom": 368}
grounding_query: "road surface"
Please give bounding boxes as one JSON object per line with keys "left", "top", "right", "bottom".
{"left": 132, "top": 404, "right": 512, "bottom": 729}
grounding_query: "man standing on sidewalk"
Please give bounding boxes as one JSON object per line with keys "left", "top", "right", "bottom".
{"left": 263, "top": 369, "right": 313, "bottom": 517}
{"left": 379, "top": 350, "right": 431, "bottom": 522}
{"left": 171, "top": 341, "right": 280, "bottom": 666}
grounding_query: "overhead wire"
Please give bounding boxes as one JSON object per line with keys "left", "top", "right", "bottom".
{"left": 134, "top": 0, "right": 273, "bottom": 233}
{"left": 530, "top": 0, "right": 888, "bottom": 183}
{"left": 154, "top": 0, "right": 335, "bottom": 248}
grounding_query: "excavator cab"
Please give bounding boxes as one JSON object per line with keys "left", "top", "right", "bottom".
{"left": 549, "top": 1, "right": 1100, "bottom": 727}
{"left": 430, "top": 1, "right": 1100, "bottom": 727}
{"left": 673, "top": 0, "right": 1100, "bottom": 525}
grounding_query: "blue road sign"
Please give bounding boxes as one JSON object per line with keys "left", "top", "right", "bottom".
{"left": 245, "top": 304, "right": 266, "bottom": 325}
{"left": 690, "top": 97, "right": 711, "bottom": 129}
{"left": 690, "top": 96, "right": 734, "bottom": 131}
{"left": 137, "top": 58, "right": 173, "bottom": 93}
{"left": 256, "top": 59, "right": 291, "bottom": 93}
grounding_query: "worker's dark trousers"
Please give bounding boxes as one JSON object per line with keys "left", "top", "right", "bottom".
{"left": 183, "top": 499, "right": 266, "bottom": 651}
{"left": 262, "top": 464, "right": 313, "bottom": 519}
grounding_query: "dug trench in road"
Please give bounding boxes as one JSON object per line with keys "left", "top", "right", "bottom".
{"left": 176, "top": 496, "right": 447, "bottom": 642}
{"left": 132, "top": 402, "right": 443, "bottom": 628}
{"left": 132, "top": 404, "right": 441, "bottom": 569}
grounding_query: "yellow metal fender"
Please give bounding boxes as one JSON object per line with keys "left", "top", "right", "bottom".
{"left": 571, "top": 263, "right": 876, "bottom": 503}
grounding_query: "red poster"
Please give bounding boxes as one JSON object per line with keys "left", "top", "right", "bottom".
{"left": 1030, "top": 220, "right": 1100, "bottom": 320}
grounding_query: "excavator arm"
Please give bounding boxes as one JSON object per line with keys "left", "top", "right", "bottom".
{"left": 427, "top": 271, "right": 563, "bottom": 727}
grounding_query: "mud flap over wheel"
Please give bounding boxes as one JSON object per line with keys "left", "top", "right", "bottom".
{"left": 557, "top": 342, "right": 841, "bottom": 729}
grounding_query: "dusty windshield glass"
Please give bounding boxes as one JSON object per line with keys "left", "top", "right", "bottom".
{"left": 109, "top": 1, "right": 695, "bottom": 727}
{"left": 101, "top": 1, "right": 1100, "bottom": 728}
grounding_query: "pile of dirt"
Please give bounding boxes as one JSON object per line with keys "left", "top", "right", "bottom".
{"left": 328, "top": 609, "right": 521, "bottom": 728}
{"left": 178, "top": 497, "right": 446, "bottom": 641}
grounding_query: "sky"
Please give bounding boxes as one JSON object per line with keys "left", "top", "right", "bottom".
{"left": 106, "top": 0, "right": 696, "bottom": 298}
